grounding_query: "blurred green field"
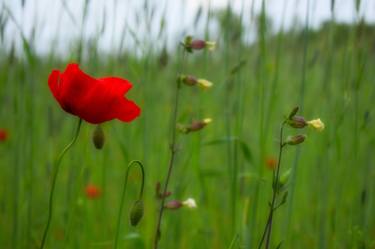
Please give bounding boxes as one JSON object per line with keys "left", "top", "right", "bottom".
{"left": 0, "top": 1, "right": 375, "bottom": 249}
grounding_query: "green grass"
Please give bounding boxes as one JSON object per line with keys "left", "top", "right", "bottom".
{"left": 0, "top": 1, "right": 375, "bottom": 248}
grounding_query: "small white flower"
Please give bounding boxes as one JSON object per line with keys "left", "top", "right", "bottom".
{"left": 182, "top": 198, "right": 197, "bottom": 209}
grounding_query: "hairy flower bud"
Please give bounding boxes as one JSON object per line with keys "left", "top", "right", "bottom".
{"left": 285, "top": 134, "right": 306, "bottom": 145}
{"left": 178, "top": 118, "right": 212, "bottom": 134}
{"left": 129, "top": 200, "right": 144, "bottom": 226}
{"left": 287, "top": 116, "right": 307, "bottom": 129}
{"left": 183, "top": 36, "right": 216, "bottom": 52}
{"left": 165, "top": 200, "right": 183, "bottom": 210}
{"left": 180, "top": 75, "right": 198, "bottom": 86}
{"left": 93, "top": 125, "right": 105, "bottom": 149}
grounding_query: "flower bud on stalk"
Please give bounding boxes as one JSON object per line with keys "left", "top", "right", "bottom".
{"left": 165, "top": 200, "right": 183, "bottom": 210}
{"left": 183, "top": 36, "right": 216, "bottom": 52}
{"left": 178, "top": 118, "right": 212, "bottom": 134}
{"left": 129, "top": 200, "right": 144, "bottom": 226}
{"left": 179, "top": 75, "right": 213, "bottom": 89}
{"left": 285, "top": 134, "right": 306, "bottom": 146}
{"left": 93, "top": 125, "right": 105, "bottom": 149}
{"left": 287, "top": 116, "right": 307, "bottom": 129}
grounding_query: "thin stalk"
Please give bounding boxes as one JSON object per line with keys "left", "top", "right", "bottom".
{"left": 153, "top": 49, "right": 186, "bottom": 249}
{"left": 40, "top": 118, "right": 82, "bottom": 249}
{"left": 258, "top": 122, "right": 285, "bottom": 249}
{"left": 114, "top": 160, "right": 145, "bottom": 249}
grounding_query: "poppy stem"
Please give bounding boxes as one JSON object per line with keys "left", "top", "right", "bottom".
{"left": 153, "top": 49, "right": 186, "bottom": 249}
{"left": 114, "top": 160, "right": 145, "bottom": 249}
{"left": 39, "top": 118, "right": 82, "bottom": 249}
{"left": 258, "top": 121, "right": 285, "bottom": 249}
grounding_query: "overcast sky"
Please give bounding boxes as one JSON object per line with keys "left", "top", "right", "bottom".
{"left": 2, "top": 0, "right": 375, "bottom": 55}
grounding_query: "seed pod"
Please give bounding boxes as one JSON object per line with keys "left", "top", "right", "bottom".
{"left": 93, "top": 125, "right": 105, "bottom": 149}
{"left": 129, "top": 200, "right": 144, "bottom": 226}
{"left": 285, "top": 134, "right": 306, "bottom": 146}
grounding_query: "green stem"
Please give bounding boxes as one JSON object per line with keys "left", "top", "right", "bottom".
{"left": 40, "top": 118, "right": 82, "bottom": 249}
{"left": 153, "top": 49, "right": 186, "bottom": 249}
{"left": 265, "top": 122, "right": 285, "bottom": 249}
{"left": 258, "top": 122, "right": 285, "bottom": 249}
{"left": 114, "top": 160, "right": 145, "bottom": 249}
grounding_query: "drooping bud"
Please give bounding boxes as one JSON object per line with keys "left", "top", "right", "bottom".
{"left": 279, "top": 168, "right": 291, "bottom": 185}
{"left": 129, "top": 200, "right": 144, "bottom": 226}
{"left": 287, "top": 116, "right": 307, "bottom": 129}
{"left": 285, "top": 134, "right": 306, "bottom": 146}
{"left": 182, "top": 198, "right": 197, "bottom": 209}
{"left": 307, "top": 118, "right": 325, "bottom": 132}
{"left": 165, "top": 200, "right": 183, "bottom": 210}
{"left": 92, "top": 125, "right": 105, "bottom": 149}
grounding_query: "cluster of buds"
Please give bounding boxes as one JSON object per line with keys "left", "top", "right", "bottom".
{"left": 177, "top": 118, "right": 212, "bottom": 134}
{"left": 287, "top": 107, "right": 325, "bottom": 131}
{"left": 179, "top": 74, "right": 213, "bottom": 89}
{"left": 182, "top": 36, "right": 216, "bottom": 53}
{"left": 164, "top": 198, "right": 197, "bottom": 210}
{"left": 283, "top": 107, "right": 325, "bottom": 146}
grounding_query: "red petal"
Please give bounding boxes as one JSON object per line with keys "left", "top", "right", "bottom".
{"left": 48, "top": 70, "right": 61, "bottom": 102}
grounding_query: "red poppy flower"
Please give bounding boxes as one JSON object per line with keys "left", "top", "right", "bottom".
{"left": 48, "top": 63, "right": 141, "bottom": 124}
{"left": 85, "top": 184, "right": 101, "bottom": 199}
{"left": 0, "top": 129, "right": 8, "bottom": 142}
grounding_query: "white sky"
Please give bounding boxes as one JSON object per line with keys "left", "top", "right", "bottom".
{"left": 2, "top": 0, "right": 375, "bottom": 55}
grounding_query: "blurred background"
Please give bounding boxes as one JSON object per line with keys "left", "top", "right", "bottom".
{"left": 0, "top": 0, "right": 374, "bottom": 248}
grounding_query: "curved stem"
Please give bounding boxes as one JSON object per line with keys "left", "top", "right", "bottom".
{"left": 114, "top": 160, "right": 145, "bottom": 249}
{"left": 40, "top": 118, "right": 82, "bottom": 249}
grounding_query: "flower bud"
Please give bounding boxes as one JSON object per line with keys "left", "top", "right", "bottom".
{"left": 180, "top": 75, "right": 198, "bottom": 86}
{"left": 178, "top": 118, "right": 212, "bottom": 134}
{"left": 190, "top": 40, "right": 206, "bottom": 50}
{"left": 285, "top": 134, "right": 306, "bottom": 145}
{"left": 307, "top": 118, "right": 325, "bottom": 131}
{"left": 183, "top": 36, "right": 216, "bottom": 52}
{"left": 129, "top": 200, "right": 144, "bottom": 226}
{"left": 92, "top": 125, "right": 105, "bottom": 149}
{"left": 288, "top": 106, "right": 299, "bottom": 119}
{"left": 287, "top": 116, "right": 307, "bottom": 129}
{"left": 182, "top": 198, "right": 197, "bottom": 209}
{"left": 165, "top": 200, "right": 183, "bottom": 210}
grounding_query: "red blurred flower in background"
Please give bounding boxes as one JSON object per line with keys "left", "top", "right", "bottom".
{"left": 48, "top": 63, "right": 141, "bottom": 124}
{"left": 85, "top": 184, "right": 101, "bottom": 199}
{"left": 265, "top": 156, "right": 277, "bottom": 170}
{"left": 0, "top": 129, "right": 8, "bottom": 142}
